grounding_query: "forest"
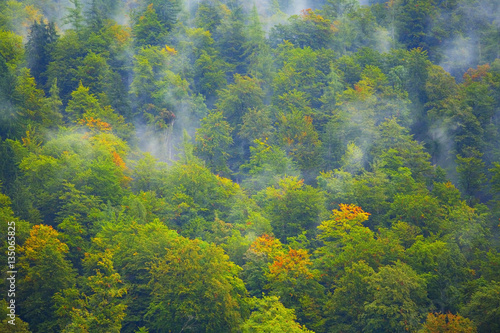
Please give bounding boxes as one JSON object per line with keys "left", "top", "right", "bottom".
{"left": 0, "top": 0, "right": 499, "bottom": 332}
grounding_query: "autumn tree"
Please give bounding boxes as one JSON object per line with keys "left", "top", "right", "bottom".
{"left": 420, "top": 313, "right": 476, "bottom": 333}
{"left": 18, "top": 225, "right": 76, "bottom": 333}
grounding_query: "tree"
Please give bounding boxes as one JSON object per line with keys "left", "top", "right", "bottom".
{"left": 146, "top": 237, "right": 248, "bottom": 333}
{"left": 461, "top": 281, "right": 500, "bottom": 333}
{"left": 266, "top": 246, "right": 325, "bottom": 331}
{"left": 55, "top": 250, "right": 127, "bottom": 333}
{"left": 147, "top": 0, "right": 180, "bottom": 31}
{"left": 132, "top": 4, "right": 168, "bottom": 47}
{"left": 92, "top": 220, "right": 179, "bottom": 332}
{"left": 0, "top": 299, "right": 31, "bottom": 332}
{"left": 259, "top": 176, "right": 326, "bottom": 242}
{"left": 274, "top": 110, "right": 322, "bottom": 178}
{"left": 272, "top": 43, "right": 327, "bottom": 109}
{"left": 362, "top": 261, "right": 429, "bottom": 332}
{"left": 194, "top": 111, "right": 233, "bottom": 176}
{"left": 245, "top": 235, "right": 324, "bottom": 331}
{"left": 64, "top": 0, "right": 85, "bottom": 33}
{"left": 420, "top": 313, "right": 476, "bottom": 333}
{"left": 324, "top": 260, "right": 375, "bottom": 332}
{"left": 387, "top": 193, "right": 444, "bottom": 235}
{"left": 269, "top": 9, "right": 335, "bottom": 50}
{"left": 406, "top": 238, "right": 470, "bottom": 313}
{"left": 18, "top": 225, "right": 76, "bottom": 333}
{"left": 216, "top": 74, "right": 264, "bottom": 130}
{"left": 239, "top": 139, "right": 300, "bottom": 192}
{"left": 316, "top": 204, "right": 403, "bottom": 283}
{"left": 14, "top": 68, "right": 61, "bottom": 130}
{"left": 239, "top": 108, "right": 273, "bottom": 144}
{"left": 372, "top": 117, "right": 434, "bottom": 183}
{"left": 216, "top": 3, "right": 248, "bottom": 74}
{"left": 26, "top": 20, "right": 58, "bottom": 89}
{"left": 456, "top": 149, "right": 486, "bottom": 205}
{"left": 242, "top": 296, "right": 313, "bottom": 333}
{"left": 396, "top": 0, "right": 436, "bottom": 50}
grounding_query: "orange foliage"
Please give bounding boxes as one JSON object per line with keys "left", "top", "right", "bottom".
{"left": 112, "top": 151, "right": 126, "bottom": 170}
{"left": 318, "top": 204, "right": 371, "bottom": 239}
{"left": 354, "top": 84, "right": 364, "bottom": 92}
{"left": 78, "top": 116, "right": 112, "bottom": 132}
{"left": 269, "top": 248, "right": 314, "bottom": 280}
{"left": 463, "top": 64, "right": 490, "bottom": 83}
{"left": 422, "top": 313, "right": 476, "bottom": 333}
{"left": 333, "top": 204, "right": 371, "bottom": 222}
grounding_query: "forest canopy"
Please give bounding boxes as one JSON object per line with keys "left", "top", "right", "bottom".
{"left": 0, "top": 0, "right": 499, "bottom": 332}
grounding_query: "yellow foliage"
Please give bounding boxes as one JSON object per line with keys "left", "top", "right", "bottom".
{"left": 110, "top": 24, "right": 131, "bottom": 45}
{"left": 165, "top": 45, "right": 177, "bottom": 55}
{"left": 251, "top": 234, "right": 284, "bottom": 258}
{"left": 24, "top": 5, "right": 44, "bottom": 28}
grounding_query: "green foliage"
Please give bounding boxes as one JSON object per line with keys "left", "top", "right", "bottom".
{"left": 462, "top": 281, "right": 500, "bottom": 333}
{"left": 194, "top": 111, "right": 233, "bottom": 176}
{"left": 216, "top": 74, "right": 265, "bottom": 129}
{"left": 242, "top": 296, "right": 313, "bottom": 333}
{"left": 55, "top": 250, "right": 127, "bottom": 333}
{"left": 146, "top": 237, "right": 248, "bottom": 333}
{"left": 26, "top": 20, "right": 58, "bottom": 89}
{"left": 0, "top": 1, "right": 499, "bottom": 332}
{"left": 133, "top": 4, "right": 167, "bottom": 47}
{"left": 259, "top": 176, "right": 326, "bottom": 242}
{"left": 240, "top": 139, "right": 300, "bottom": 192}
{"left": 362, "top": 261, "right": 429, "bottom": 332}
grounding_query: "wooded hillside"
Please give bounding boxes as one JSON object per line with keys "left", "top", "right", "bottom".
{"left": 1, "top": 0, "right": 499, "bottom": 332}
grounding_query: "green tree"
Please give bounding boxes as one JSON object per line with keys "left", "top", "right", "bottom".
{"left": 324, "top": 260, "right": 375, "bottom": 333}
{"left": 26, "top": 20, "right": 58, "bottom": 89}
{"left": 274, "top": 110, "right": 322, "bottom": 178}
{"left": 55, "top": 250, "right": 127, "bottom": 332}
{"left": 259, "top": 176, "right": 326, "bottom": 242}
{"left": 316, "top": 204, "right": 403, "bottom": 284}
{"left": 456, "top": 149, "right": 486, "bottom": 205}
{"left": 64, "top": 0, "right": 85, "bottom": 33}
{"left": 242, "top": 296, "right": 313, "bottom": 333}
{"left": 146, "top": 237, "right": 248, "bottom": 332}
{"left": 132, "top": 4, "right": 167, "bottom": 47}
{"left": 14, "top": 68, "right": 61, "bottom": 130}
{"left": 194, "top": 111, "right": 233, "bottom": 176}
{"left": 406, "top": 238, "right": 470, "bottom": 312}
{"left": 462, "top": 281, "right": 500, "bottom": 333}
{"left": 387, "top": 193, "right": 444, "bottom": 235}
{"left": 240, "top": 139, "right": 300, "bottom": 192}
{"left": 362, "top": 261, "right": 429, "bottom": 333}
{"left": 216, "top": 74, "right": 264, "bottom": 130}
{"left": 216, "top": 3, "right": 248, "bottom": 74}
{"left": 0, "top": 299, "right": 31, "bottom": 332}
